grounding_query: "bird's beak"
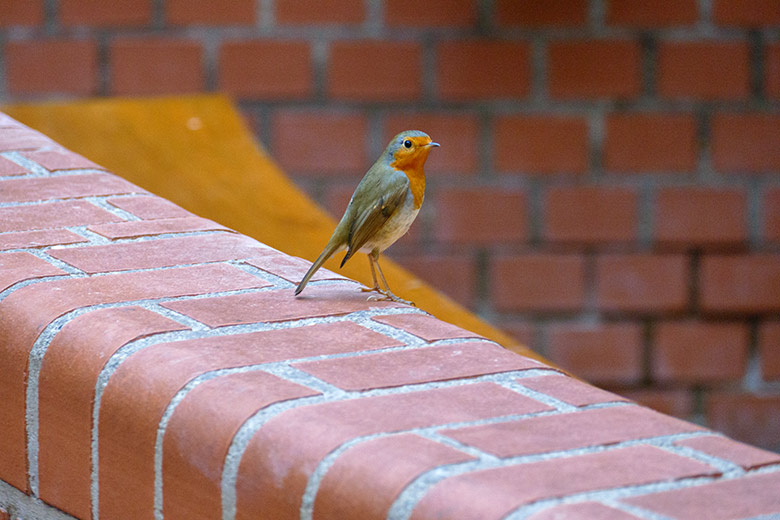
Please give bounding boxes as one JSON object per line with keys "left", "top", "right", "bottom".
{"left": 427, "top": 142, "right": 440, "bottom": 148}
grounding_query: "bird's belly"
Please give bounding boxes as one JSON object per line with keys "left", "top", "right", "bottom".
{"left": 360, "top": 205, "right": 419, "bottom": 253}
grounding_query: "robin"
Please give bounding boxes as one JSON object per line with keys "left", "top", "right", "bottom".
{"left": 295, "top": 130, "right": 439, "bottom": 304}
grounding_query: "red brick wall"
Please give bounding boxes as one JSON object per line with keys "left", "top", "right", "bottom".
{"left": 2, "top": 0, "right": 779, "bottom": 452}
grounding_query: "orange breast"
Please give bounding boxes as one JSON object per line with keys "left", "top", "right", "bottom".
{"left": 390, "top": 160, "right": 426, "bottom": 209}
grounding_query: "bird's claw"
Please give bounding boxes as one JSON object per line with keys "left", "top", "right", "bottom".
{"left": 365, "top": 288, "right": 415, "bottom": 306}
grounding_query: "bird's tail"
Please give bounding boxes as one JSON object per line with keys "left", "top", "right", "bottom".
{"left": 295, "top": 242, "right": 341, "bottom": 296}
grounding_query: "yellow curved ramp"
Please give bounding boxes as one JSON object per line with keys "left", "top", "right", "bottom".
{"left": 4, "top": 94, "right": 540, "bottom": 361}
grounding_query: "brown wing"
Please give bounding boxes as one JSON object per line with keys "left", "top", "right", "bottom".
{"left": 340, "top": 179, "right": 408, "bottom": 266}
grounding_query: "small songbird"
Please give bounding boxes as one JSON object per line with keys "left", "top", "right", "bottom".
{"left": 295, "top": 130, "right": 439, "bottom": 304}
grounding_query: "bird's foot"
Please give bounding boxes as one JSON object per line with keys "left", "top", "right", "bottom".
{"left": 366, "top": 289, "right": 415, "bottom": 306}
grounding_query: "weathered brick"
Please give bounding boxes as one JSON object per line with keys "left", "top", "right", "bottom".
{"left": 0, "top": 252, "right": 66, "bottom": 292}
{"left": 604, "top": 113, "right": 697, "bottom": 172}
{"left": 494, "top": 115, "right": 588, "bottom": 174}
{"left": 700, "top": 254, "right": 780, "bottom": 313}
{"left": 436, "top": 41, "right": 531, "bottom": 100}
{"left": 6, "top": 39, "right": 97, "bottom": 95}
{"left": 22, "top": 149, "right": 103, "bottom": 170}
{"left": 713, "top": 0, "right": 780, "bottom": 26}
{"left": 606, "top": 0, "right": 699, "bottom": 26}
{"left": 496, "top": 0, "right": 587, "bottom": 26}
{"left": 219, "top": 40, "right": 312, "bottom": 99}
{"left": 548, "top": 40, "right": 641, "bottom": 99}
{"left": 0, "top": 173, "right": 139, "bottom": 204}
{"left": 110, "top": 38, "right": 203, "bottom": 95}
{"left": 596, "top": 254, "right": 690, "bottom": 313}
{"left": 0, "top": 229, "right": 86, "bottom": 251}
{"left": 328, "top": 41, "right": 422, "bottom": 102}
{"left": 0, "top": 200, "right": 123, "bottom": 233}
{"left": 434, "top": 187, "right": 528, "bottom": 245}
{"left": 544, "top": 187, "right": 637, "bottom": 244}
{"left": 410, "top": 446, "right": 716, "bottom": 519}
{"left": 60, "top": 0, "right": 152, "bottom": 26}
{"left": 707, "top": 393, "right": 780, "bottom": 452}
{"left": 759, "top": 321, "right": 780, "bottom": 380}
{"left": 517, "top": 374, "right": 628, "bottom": 407}
{"left": 546, "top": 323, "right": 643, "bottom": 385}
{"left": 492, "top": 254, "right": 586, "bottom": 312}
{"left": 658, "top": 41, "right": 750, "bottom": 100}
{"left": 372, "top": 313, "right": 481, "bottom": 342}
{"left": 87, "top": 216, "right": 229, "bottom": 240}
{"left": 106, "top": 195, "right": 192, "bottom": 220}
{"left": 652, "top": 321, "right": 749, "bottom": 383}
{"left": 166, "top": 0, "right": 255, "bottom": 25}
{"left": 0, "top": 156, "right": 28, "bottom": 176}
{"left": 271, "top": 110, "right": 367, "bottom": 176}
{"left": 711, "top": 113, "right": 780, "bottom": 172}
{"left": 0, "top": 0, "right": 44, "bottom": 26}
{"left": 528, "top": 502, "right": 643, "bottom": 520}
{"left": 655, "top": 188, "right": 747, "bottom": 246}
{"left": 675, "top": 435, "right": 780, "bottom": 470}
{"left": 386, "top": 0, "right": 475, "bottom": 26}
{"left": 276, "top": 0, "right": 364, "bottom": 24}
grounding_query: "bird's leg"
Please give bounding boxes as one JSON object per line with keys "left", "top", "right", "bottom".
{"left": 360, "top": 253, "right": 383, "bottom": 293}
{"left": 366, "top": 253, "right": 415, "bottom": 306}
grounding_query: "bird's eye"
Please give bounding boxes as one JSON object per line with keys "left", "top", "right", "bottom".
{"left": 403, "top": 139, "right": 412, "bottom": 148}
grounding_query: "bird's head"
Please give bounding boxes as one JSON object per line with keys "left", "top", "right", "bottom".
{"left": 386, "top": 130, "right": 439, "bottom": 172}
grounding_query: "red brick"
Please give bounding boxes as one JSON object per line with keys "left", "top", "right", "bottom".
{"left": 517, "top": 374, "right": 629, "bottom": 407}
{"left": 0, "top": 263, "right": 265, "bottom": 492}
{"left": 386, "top": 0, "right": 475, "bottom": 26}
{"left": 658, "top": 41, "right": 750, "bottom": 100}
{"left": 0, "top": 200, "right": 123, "bottom": 233}
{"left": 767, "top": 43, "right": 780, "bottom": 98}
{"left": 271, "top": 110, "right": 367, "bottom": 176}
{"left": 0, "top": 0, "right": 44, "bottom": 26}
{"left": 410, "top": 446, "right": 717, "bottom": 519}
{"left": 606, "top": 0, "right": 699, "bottom": 26}
{"left": 87, "top": 216, "right": 229, "bottom": 239}
{"left": 22, "top": 149, "right": 103, "bottom": 170}
{"left": 6, "top": 40, "right": 97, "bottom": 95}
{"left": 627, "top": 471, "right": 780, "bottom": 519}
{"left": 392, "top": 253, "right": 477, "bottom": 308}
{"left": 166, "top": 0, "right": 255, "bottom": 24}
{"left": 436, "top": 41, "right": 531, "bottom": 100}
{"left": 0, "top": 128, "right": 53, "bottom": 152}
{"left": 675, "top": 435, "right": 780, "bottom": 470}
{"left": 0, "top": 229, "right": 86, "bottom": 251}
{"left": 545, "top": 187, "right": 638, "bottom": 244}
{"left": 546, "top": 323, "right": 643, "bottom": 385}
{"left": 0, "top": 173, "right": 139, "bottom": 204}
{"left": 619, "top": 388, "right": 695, "bottom": 418}
{"left": 0, "top": 252, "right": 66, "bottom": 292}
{"left": 219, "top": 40, "right": 312, "bottom": 99}
{"left": 707, "top": 393, "right": 780, "bottom": 451}
{"left": 314, "top": 434, "right": 473, "bottom": 520}
{"left": 548, "top": 40, "right": 641, "bottom": 99}
{"left": 60, "top": 0, "right": 152, "bottom": 26}
{"left": 106, "top": 195, "right": 192, "bottom": 219}
{"left": 604, "top": 113, "right": 697, "bottom": 172}
{"left": 236, "top": 383, "right": 550, "bottom": 519}
{"left": 164, "top": 372, "right": 315, "bottom": 519}
{"left": 434, "top": 187, "right": 528, "bottom": 245}
{"left": 713, "top": 0, "right": 780, "bottom": 26}
{"left": 110, "top": 38, "right": 203, "bottom": 95}
{"left": 246, "top": 253, "right": 350, "bottom": 284}
{"left": 383, "top": 113, "right": 479, "bottom": 175}
{"left": 655, "top": 188, "right": 747, "bottom": 246}
{"left": 492, "top": 254, "right": 586, "bottom": 312}
{"left": 0, "top": 156, "right": 28, "bottom": 176}
{"left": 494, "top": 115, "right": 588, "bottom": 174}
{"left": 496, "top": 0, "right": 587, "bottom": 26}
{"left": 759, "top": 321, "right": 780, "bottom": 380}
{"left": 442, "top": 406, "right": 701, "bottom": 457}
{"left": 372, "top": 314, "right": 481, "bottom": 342}
{"left": 596, "top": 254, "right": 689, "bottom": 313}
{"left": 276, "top": 0, "right": 364, "bottom": 24}
{"left": 711, "top": 113, "right": 780, "bottom": 172}
{"left": 529, "top": 502, "right": 643, "bottom": 520}
{"left": 164, "top": 283, "right": 403, "bottom": 327}
{"left": 700, "top": 254, "right": 780, "bottom": 313}
{"left": 328, "top": 41, "right": 422, "bottom": 102}
{"left": 99, "top": 321, "right": 390, "bottom": 519}
{"left": 296, "top": 342, "right": 542, "bottom": 391}
{"left": 48, "top": 233, "right": 274, "bottom": 274}
{"left": 38, "top": 307, "right": 185, "bottom": 519}
{"left": 652, "top": 321, "right": 749, "bottom": 383}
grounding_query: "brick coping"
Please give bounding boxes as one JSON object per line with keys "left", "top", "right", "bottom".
{"left": 0, "top": 113, "right": 778, "bottom": 519}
